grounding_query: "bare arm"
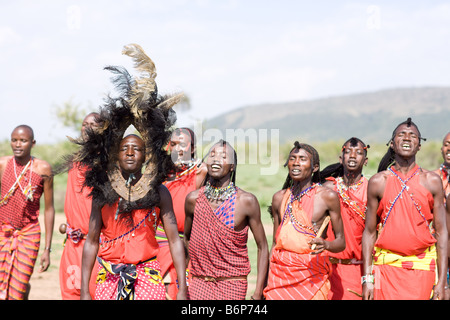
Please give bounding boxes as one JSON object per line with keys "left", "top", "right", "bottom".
{"left": 361, "top": 172, "right": 385, "bottom": 300}
{"left": 0, "top": 156, "right": 11, "bottom": 189}
{"left": 38, "top": 161, "right": 55, "bottom": 272}
{"left": 159, "top": 185, "right": 187, "bottom": 300}
{"left": 309, "top": 188, "right": 345, "bottom": 254}
{"left": 80, "top": 201, "right": 103, "bottom": 300}
{"left": 195, "top": 163, "right": 208, "bottom": 189}
{"left": 425, "top": 172, "right": 448, "bottom": 300}
{"left": 447, "top": 194, "right": 450, "bottom": 300}
{"left": 269, "top": 190, "right": 284, "bottom": 250}
{"left": 240, "top": 192, "right": 269, "bottom": 300}
{"left": 183, "top": 189, "right": 198, "bottom": 265}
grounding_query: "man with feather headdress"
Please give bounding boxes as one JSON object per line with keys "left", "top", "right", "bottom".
{"left": 74, "top": 44, "right": 186, "bottom": 300}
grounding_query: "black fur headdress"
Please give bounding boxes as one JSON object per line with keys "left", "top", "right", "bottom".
{"left": 67, "top": 44, "right": 179, "bottom": 212}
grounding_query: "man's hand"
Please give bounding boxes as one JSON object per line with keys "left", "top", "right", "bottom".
{"left": 39, "top": 250, "right": 51, "bottom": 272}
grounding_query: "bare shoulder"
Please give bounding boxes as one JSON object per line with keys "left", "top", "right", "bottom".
{"left": 0, "top": 156, "right": 11, "bottom": 180}
{"left": 366, "top": 170, "right": 390, "bottom": 200}
{"left": 0, "top": 156, "right": 12, "bottom": 169}
{"left": 236, "top": 188, "right": 258, "bottom": 204}
{"left": 157, "top": 184, "right": 171, "bottom": 198}
{"left": 322, "top": 179, "right": 335, "bottom": 190}
{"left": 316, "top": 184, "right": 339, "bottom": 202}
{"left": 33, "top": 158, "right": 53, "bottom": 177}
{"left": 272, "top": 189, "right": 286, "bottom": 208}
{"left": 186, "top": 188, "right": 201, "bottom": 204}
{"left": 272, "top": 189, "right": 286, "bottom": 202}
{"left": 421, "top": 168, "right": 442, "bottom": 182}
{"left": 420, "top": 168, "right": 445, "bottom": 195}
{"left": 368, "top": 170, "right": 389, "bottom": 184}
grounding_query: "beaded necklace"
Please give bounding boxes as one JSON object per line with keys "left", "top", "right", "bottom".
{"left": 281, "top": 184, "right": 319, "bottom": 237}
{"left": 165, "top": 159, "right": 200, "bottom": 184}
{"left": 335, "top": 176, "right": 366, "bottom": 220}
{"left": 439, "top": 163, "right": 449, "bottom": 182}
{"left": 100, "top": 208, "right": 157, "bottom": 248}
{"left": 204, "top": 181, "right": 237, "bottom": 201}
{"left": 14, "top": 157, "right": 35, "bottom": 201}
{"left": 0, "top": 158, "right": 34, "bottom": 206}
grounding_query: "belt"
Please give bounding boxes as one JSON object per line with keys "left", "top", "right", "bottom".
{"left": 61, "top": 223, "right": 87, "bottom": 244}
{"left": 193, "top": 275, "right": 247, "bottom": 283}
{"left": 329, "top": 257, "right": 362, "bottom": 265}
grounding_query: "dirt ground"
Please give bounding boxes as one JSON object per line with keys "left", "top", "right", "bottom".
{"left": 28, "top": 213, "right": 65, "bottom": 300}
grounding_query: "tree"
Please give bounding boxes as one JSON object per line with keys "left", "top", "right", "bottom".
{"left": 53, "top": 97, "right": 91, "bottom": 132}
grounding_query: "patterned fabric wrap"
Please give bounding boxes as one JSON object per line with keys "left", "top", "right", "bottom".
{"left": 264, "top": 248, "right": 331, "bottom": 300}
{"left": 188, "top": 187, "right": 250, "bottom": 299}
{"left": 264, "top": 188, "right": 331, "bottom": 300}
{"left": 189, "top": 277, "right": 247, "bottom": 300}
{"left": 95, "top": 257, "right": 164, "bottom": 300}
{"left": 0, "top": 157, "right": 43, "bottom": 230}
{"left": 214, "top": 187, "right": 237, "bottom": 228}
{"left": 373, "top": 244, "right": 436, "bottom": 272}
{"left": 0, "top": 221, "right": 40, "bottom": 300}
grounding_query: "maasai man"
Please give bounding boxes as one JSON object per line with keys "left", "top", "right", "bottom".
{"left": 0, "top": 125, "right": 55, "bottom": 300}
{"left": 59, "top": 112, "right": 102, "bottom": 299}
{"left": 320, "top": 137, "right": 369, "bottom": 300}
{"left": 156, "top": 127, "right": 207, "bottom": 299}
{"left": 81, "top": 135, "right": 187, "bottom": 300}
{"left": 185, "top": 140, "right": 269, "bottom": 300}
{"left": 447, "top": 193, "right": 450, "bottom": 300}
{"left": 74, "top": 43, "right": 187, "bottom": 300}
{"left": 263, "top": 141, "right": 345, "bottom": 300}
{"left": 434, "top": 132, "right": 450, "bottom": 300}
{"left": 362, "top": 118, "right": 447, "bottom": 300}
{"left": 434, "top": 132, "right": 450, "bottom": 200}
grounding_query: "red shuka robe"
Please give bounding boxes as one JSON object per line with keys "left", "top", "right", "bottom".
{"left": 188, "top": 187, "right": 250, "bottom": 300}
{"left": 95, "top": 203, "right": 165, "bottom": 300}
{"left": 156, "top": 168, "right": 197, "bottom": 299}
{"left": 373, "top": 165, "right": 436, "bottom": 300}
{"left": 59, "top": 164, "right": 97, "bottom": 299}
{"left": 326, "top": 177, "right": 367, "bottom": 300}
{"left": 264, "top": 186, "right": 332, "bottom": 300}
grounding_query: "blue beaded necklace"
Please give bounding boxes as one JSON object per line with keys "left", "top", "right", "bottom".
{"left": 281, "top": 184, "right": 319, "bottom": 237}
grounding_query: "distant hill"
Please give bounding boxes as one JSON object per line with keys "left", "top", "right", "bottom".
{"left": 204, "top": 87, "right": 450, "bottom": 144}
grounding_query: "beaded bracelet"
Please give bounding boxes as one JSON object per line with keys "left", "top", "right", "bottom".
{"left": 361, "top": 274, "right": 374, "bottom": 285}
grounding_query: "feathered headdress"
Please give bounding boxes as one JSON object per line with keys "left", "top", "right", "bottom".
{"left": 66, "top": 44, "right": 181, "bottom": 213}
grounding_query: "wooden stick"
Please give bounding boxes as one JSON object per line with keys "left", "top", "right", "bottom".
{"left": 310, "top": 216, "right": 331, "bottom": 250}
{"left": 347, "top": 288, "right": 362, "bottom": 297}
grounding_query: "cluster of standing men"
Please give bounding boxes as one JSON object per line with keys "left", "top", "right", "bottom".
{"left": 0, "top": 116, "right": 449, "bottom": 300}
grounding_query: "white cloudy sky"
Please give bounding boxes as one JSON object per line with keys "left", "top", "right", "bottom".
{"left": 0, "top": 1, "right": 449, "bottom": 143}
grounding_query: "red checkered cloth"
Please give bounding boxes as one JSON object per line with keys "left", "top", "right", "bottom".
{"left": 94, "top": 257, "right": 165, "bottom": 300}
{"left": 0, "top": 157, "right": 43, "bottom": 230}
{"left": 189, "top": 277, "right": 247, "bottom": 300}
{"left": 188, "top": 187, "right": 250, "bottom": 300}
